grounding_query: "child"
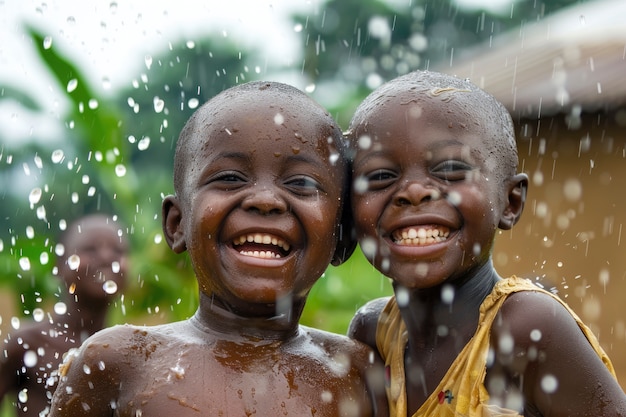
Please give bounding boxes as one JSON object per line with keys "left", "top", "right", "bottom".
{"left": 347, "top": 70, "right": 626, "bottom": 416}
{"left": 0, "top": 214, "right": 128, "bottom": 417}
{"left": 48, "top": 81, "right": 386, "bottom": 417}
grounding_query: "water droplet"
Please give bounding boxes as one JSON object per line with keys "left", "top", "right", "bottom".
{"left": 563, "top": 178, "right": 582, "bottom": 202}
{"left": 154, "top": 234, "right": 163, "bottom": 244}
{"left": 144, "top": 55, "right": 153, "bottom": 70}
{"left": 71, "top": 192, "right": 79, "bottom": 203}
{"left": 153, "top": 96, "right": 165, "bottom": 113}
{"left": 18, "top": 388, "right": 28, "bottom": 403}
{"left": 26, "top": 226, "right": 35, "bottom": 239}
{"left": 353, "top": 176, "right": 368, "bottom": 194}
{"left": 29, "top": 188, "right": 42, "bottom": 206}
{"left": 188, "top": 98, "right": 199, "bottom": 109}
{"left": 54, "top": 302, "right": 67, "bottom": 315}
{"left": 441, "top": 284, "right": 455, "bottom": 304}
{"left": 103, "top": 280, "right": 118, "bottom": 295}
{"left": 11, "top": 316, "right": 20, "bottom": 329}
{"left": 67, "top": 254, "right": 81, "bottom": 271}
{"left": 67, "top": 79, "right": 78, "bottom": 93}
{"left": 88, "top": 99, "right": 99, "bottom": 109}
{"left": 32, "top": 308, "right": 45, "bottom": 322}
{"left": 115, "top": 164, "right": 127, "bottom": 177}
{"left": 137, "top": 137, "right": 150, "bottom": 151}
{"left": 304, "top": 84, "right": 316, "bottom": 93}
{"left": 51, "top": 149, "right": 65, "bottom": 163}
{"left": 274, "top": 113, "right": 284, "bottom": 125}
{"left": 23, "top": 350, "right": 38, "bottom": 367}
{"left": 43, "top": 36, "right": 53, "bottom": 49}
{"left": 111, "top": 261, "right": 121, "bottom": 273}
{"left": 358, "top": 135, "right": 372, "bottom": 150}
{"left": 447, "top": 191, "right": 462, "bottom": 206}
{"left": 294, "top": 23, "right": 303, "bottom": 33}
{"left": 530, "top": 329, "right": 542, "bottom": 342}
{"left": 396, "top": 286, "right": 409, "bottom": 307}
{"left": 19, "top": 257, "right": 31, "bottom": 271}
{"left": 541, "top": 374, "right": 558, "bottom": 393}
{"left": 36, "top": 205, "right": 47, "bottom": 220}
{"left": 83, "top": 364, "right": 92, "bottom": 375}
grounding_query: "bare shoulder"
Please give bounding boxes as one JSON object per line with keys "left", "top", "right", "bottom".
{"left": 494, "top": 289, "right": 626, "bottom": 416}
{"left": 348, "top": 296, "right": 391, "bottom": 350}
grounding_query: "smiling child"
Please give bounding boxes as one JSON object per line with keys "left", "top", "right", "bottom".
{"left": 347, "top": 70, "right": 626, "bottom": 416}
{"left": 48, "top": 81, "right": 385, "bottom": 417}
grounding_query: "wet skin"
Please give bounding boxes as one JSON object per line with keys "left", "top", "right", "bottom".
{"left": 348, "top": 83, "right": 626, "bottom": 416}
{"left": 0, "top": 215, "right": 128, "bottom": 417}
{"left": 48, "top": 83, "right": 385, "bottom": 417}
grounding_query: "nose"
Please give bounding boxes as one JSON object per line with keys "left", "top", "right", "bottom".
{"left": 394, "top": 181, "right": 441, "bottom": 207}
{"left": 241, "top": 187, "right": 288, "bottom": 215}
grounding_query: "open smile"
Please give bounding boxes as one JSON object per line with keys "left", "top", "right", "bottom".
{"left": 391, "top": 226, "right": 450, "bottom": 246}
{"left": 233, "top": 233, "right": 292, "bottom": 259}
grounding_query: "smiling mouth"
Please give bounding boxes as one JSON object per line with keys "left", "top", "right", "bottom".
{"left": 392, "top": 226, "right": 450, "bottom": 246}
{"left": 233, "top": 233, "right": 291, "bottom": 259}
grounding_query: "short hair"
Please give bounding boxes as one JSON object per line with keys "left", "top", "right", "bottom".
{"left": 349, "top": 70, "right": 519, "bottom": 176}
{"left": 172, "top": 81, "right": 348, "bottom": 196}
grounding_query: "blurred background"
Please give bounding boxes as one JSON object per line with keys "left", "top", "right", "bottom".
{"left": 1, "top": 0, "right": 625, "bottom": 411}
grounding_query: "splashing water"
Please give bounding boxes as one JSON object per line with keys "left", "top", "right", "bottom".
{"left": 19, "top": 257, "right": 31, "bottom": 271}
{"left": 54, "top": 302, "right": 67, "bottom": 315}
{"left": 67, "top": 254, "right": 81, "bottom": 270}
{"left": 32, "top": 308, "right": 45, "bottom": 322}
{"left": 103, "top": 280, "right": 118, "bottom": 295}
{"left": 23, "top": 350, "right": 38, "bottom": 367}
{"left": 29, "top": 187, "right": 42, "bottom": 206}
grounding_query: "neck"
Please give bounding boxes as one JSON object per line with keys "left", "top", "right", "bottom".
{"left": 192, "top": 292, "right": 303, "bottom": 342}
{"left": 397, "top": 260, "right": 501, "bottom": 343}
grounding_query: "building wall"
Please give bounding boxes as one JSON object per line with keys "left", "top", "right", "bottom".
{"left": 494, "top": 110, "right": 626, "bottom": 383}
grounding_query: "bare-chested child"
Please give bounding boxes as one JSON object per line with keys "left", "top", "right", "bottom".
{"left": 0, "top": 214, "right": 128, "bottom": 417}
{"left": 347, "top": 70, "right": 626, "bottom": 416}
{"left": 48, "top": 81, "right": 386, "bottom": 417}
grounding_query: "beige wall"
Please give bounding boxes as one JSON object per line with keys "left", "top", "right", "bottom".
{"left": 494, "top": 110, "right": 626, "bottom": 383}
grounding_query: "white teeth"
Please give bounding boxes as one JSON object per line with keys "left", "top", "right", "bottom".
{"left": 238, "top": 250, "right": 281, "bottom": 259}
{"left": 233, "top": 233, "right": 291, "bottom": 253}
{"left": 394, "top": 227, "right": 450, "bottom": 246}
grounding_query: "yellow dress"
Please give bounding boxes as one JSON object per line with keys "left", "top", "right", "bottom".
{"left": 375, "top": 276, "right": 616, "bottom": 417}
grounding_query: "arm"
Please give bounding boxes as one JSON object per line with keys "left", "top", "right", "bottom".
{"left": 0, "top": 333, "right": 21, "bottom": 405}
{"left": 494, "top": 291, "right": 626, "bottom": 417}
{"left": 348, "top": 297, "right": 390, "bottom": 417}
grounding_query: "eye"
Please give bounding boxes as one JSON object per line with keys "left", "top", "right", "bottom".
{"left": 208, "top": 171, "right": 247, "bottom": 190}
{"left": 284, "top": 175, "right": 322, "bottom": 195}
{"left": 431, "top": 160, "right": 474, "bottom": 182}
{"left": 364, "top": 169, "right": 397, "bottom": 190}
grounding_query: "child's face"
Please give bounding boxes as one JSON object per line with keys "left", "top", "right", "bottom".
{"left": 59, "top": 218, "right": 128, "bottom": 300}
{"left": 175, "top": 100, "right": 345, "bottom": 313}
{"left": 351, "top": 94, "right": 513, "bottom": 289}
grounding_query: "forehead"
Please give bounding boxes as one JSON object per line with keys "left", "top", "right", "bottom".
{"left": 183, "top": 92, "right": 342, "bottom": 167}
{"left": 63, "top": 218, "right": 126, "bottom": 251}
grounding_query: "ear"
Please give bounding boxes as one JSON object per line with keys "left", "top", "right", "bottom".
{"left": 162, "top": 194, "right": 187, "bottom": 253}
{"left": 498, "top": 173, "right": 529, "bottom": 230}
{"left": 331, "top": 193, "right": 357, "bottom": 266}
